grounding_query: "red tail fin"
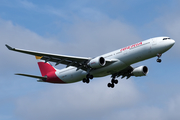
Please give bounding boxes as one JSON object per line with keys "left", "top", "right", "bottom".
{"left": 35, "top": 56, "right": 56, "bottom": 76}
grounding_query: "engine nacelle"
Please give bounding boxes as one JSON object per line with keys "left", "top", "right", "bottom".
{"left": 88, "top": 57, "right": 106, "bottom": 68}
{"left": 132, "top": 66, "right": 148, "bottom": 77}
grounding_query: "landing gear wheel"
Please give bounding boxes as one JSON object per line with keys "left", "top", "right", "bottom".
{"left": 86, "top": 74, "right": 93, "bottom": 79}
{"left": 82, "top": 78, "right": 90, "bottom": 83}
{"left": 82, "top": 78, "right": 86, "bottom": 83}
{"left": 83, "top": 74, "right": 93, "bottom": 84}
{"left": 114, "top": 80, "right": 118, "bottom": 84}
{"left": 111, "top": 79, "right": 115, "bottom": 83}
{"left": 107, "top": 83, "right": 115, "bottom": 88}
{"left": 86, "top": 79, "right": 90, "bottom": 83}
{"left": 89, "top": 75, "right": 93, "bottom": 79}
{"left": 111, "top": 79, "right": 118, "bottom": 84}
{"left": 107, "top": 83, "right": 111, "bottom": 88}
{"left": 157, "top": 59, "right": 162, "bottom": 63}
{"left": 111, "top": 83, "right": 115, "bottom": 88}
{"left": 156, "top": 54, "right": 162, "bottom": 63}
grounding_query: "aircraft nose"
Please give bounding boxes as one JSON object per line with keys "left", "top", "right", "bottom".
{"left": 170, "top": 39, "right": 175, "bottom": 47}
{"left": 161, "top": 39, "right": 175, "bottom": 51}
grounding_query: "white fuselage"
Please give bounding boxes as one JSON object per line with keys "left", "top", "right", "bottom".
{"left": 55, "top": 37, "right": 175, "bottom": 83}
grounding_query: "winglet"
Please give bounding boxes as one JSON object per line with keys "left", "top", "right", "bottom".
{"left": 5, "top": 44, "right": 15, "bottom": 50}
{"left": 35, "top": 56, "right": 43, "bottom": 60}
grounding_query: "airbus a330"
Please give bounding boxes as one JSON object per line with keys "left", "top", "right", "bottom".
{"left": 6, "top": 37, "right": 175, "bottom": 88}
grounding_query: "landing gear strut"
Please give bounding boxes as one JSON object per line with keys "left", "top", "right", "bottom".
{"left": 82, "top": 74, "right": 93, "bottom": 84}
{"left": 107, "top": 78, "right": 118, "bottom": 88}
{"left": 157, "top": 53, "right": 162, "bottom": 63}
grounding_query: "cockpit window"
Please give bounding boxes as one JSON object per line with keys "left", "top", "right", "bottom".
{"left": 163, "top": 38, "right": 171, "bottom": 40}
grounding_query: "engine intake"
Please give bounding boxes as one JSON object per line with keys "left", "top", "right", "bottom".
{"left": 132, "top": 66, "right": 148, "bottom": 76}
{"left": 88, "top": 57, "right": 106, "bottom": 68}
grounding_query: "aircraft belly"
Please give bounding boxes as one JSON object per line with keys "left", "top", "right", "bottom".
{"left": 56, "top": 68, "right": 86, "bottom": 83}
{"left": 91, "top": 60, "right": 128, "bottom": 77}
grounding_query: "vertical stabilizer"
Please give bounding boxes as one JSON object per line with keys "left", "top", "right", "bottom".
{"left": 35, "top": 56, "right": 56, "bottom": 76}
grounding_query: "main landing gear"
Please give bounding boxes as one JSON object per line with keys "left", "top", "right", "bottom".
{"left": 157, "top": 53, "right": 162, "bottom": 63}
{"left": 82, "top": 74, "right": 93, "bottom": 83}
{"left": 107, "top": 78, "right": 118, "bottom": 88}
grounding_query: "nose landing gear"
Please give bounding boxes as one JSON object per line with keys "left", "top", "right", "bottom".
{"left": 157, "top": 59, "right": 162, "bottom": 63}
{"left": 157, "top": 53, "right": 162, "bottom": 63}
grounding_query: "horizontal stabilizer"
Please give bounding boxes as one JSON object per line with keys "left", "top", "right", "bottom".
{"left": 15, "top": 73, "right": 47, "bottom": 80}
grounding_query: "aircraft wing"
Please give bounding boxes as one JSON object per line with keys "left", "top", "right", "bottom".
{"left": 111, "top": 65, "right": 134, "bottom": 79}
{"left": 6, "top": 44, "right": 92, "bottom": 70}
{"left": 113, "top": 65, "right": 148, "bottom": 79}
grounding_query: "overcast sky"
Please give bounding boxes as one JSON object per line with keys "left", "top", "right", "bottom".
{"left": 0, "top": 0, "right": 180, "bottom": 120}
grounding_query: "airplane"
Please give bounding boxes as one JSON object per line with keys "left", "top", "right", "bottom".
{"left": 5, "top": 37, "right": 175, "bottom": 88}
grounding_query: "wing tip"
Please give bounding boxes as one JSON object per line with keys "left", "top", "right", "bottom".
{"left": 5, "top": 44, "right": 14, "bottom": 50}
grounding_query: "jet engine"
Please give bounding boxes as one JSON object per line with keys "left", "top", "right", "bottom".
{"left": 88, "top": 57, "right": 106, "bottom": 68}
{"left": 132, "top": 66, "right": 148, "bottom": 76}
